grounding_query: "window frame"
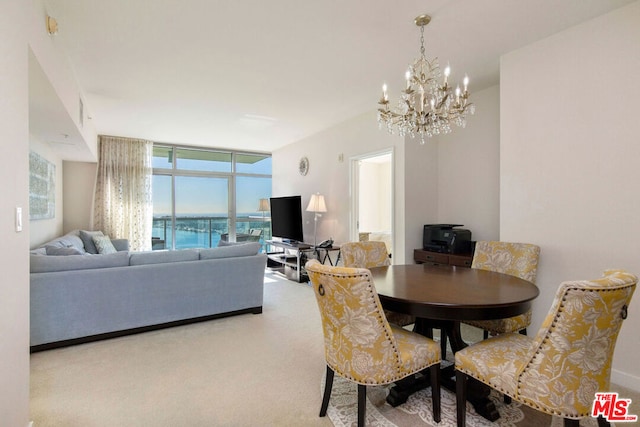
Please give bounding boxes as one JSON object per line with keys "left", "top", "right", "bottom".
{"left": 152, "top": 143, "right": 272, "bottom": 250}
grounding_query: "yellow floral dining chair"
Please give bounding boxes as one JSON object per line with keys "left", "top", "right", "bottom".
{"left": 463, "top": 241, "right": 541, "bottom": 338}
{"left": 305, "top": 259, "right": 442, "bottom": 426}
{"left": 455, "top": 269, "right": 637, "bottom": 427}
{"left": 340, "top": 241, "right": 391, "bottom": 269}
{"left": 340, "top": 241, "right": 416, "bottom": 328}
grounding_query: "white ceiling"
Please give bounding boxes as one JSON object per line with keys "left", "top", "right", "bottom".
{"left": 40, "top": 0, "right": 635, "bottom": 155}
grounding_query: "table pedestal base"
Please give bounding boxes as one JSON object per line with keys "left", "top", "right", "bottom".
{"left": 385, "top": 366, "right": 498, "bottom": 421}
{"left": 386, "top": 318, "right": 500, "bottom": 421}
{"left": 386, "top": 373, "right": 430, "bottom": 407}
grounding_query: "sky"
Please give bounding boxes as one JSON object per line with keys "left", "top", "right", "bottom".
{"left": 152, "top": 155, "right": 272, "bottom": 215}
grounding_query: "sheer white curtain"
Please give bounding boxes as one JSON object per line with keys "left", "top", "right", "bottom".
{"left": 93, "top": 136, "right": 153, "bottom": 252}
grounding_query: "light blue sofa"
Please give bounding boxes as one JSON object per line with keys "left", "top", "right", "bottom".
{"left": 30, "top": 231, "right": 266, "bottom": 351}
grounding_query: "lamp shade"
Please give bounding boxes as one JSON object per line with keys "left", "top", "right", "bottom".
{"left": 306, "top": 193, "right": 327, "bottom": 213}
{"left": 258, "top": 198, "right": 270, "bottom": 212}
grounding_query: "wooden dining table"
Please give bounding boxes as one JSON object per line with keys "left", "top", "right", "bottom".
{"left": 370, "top": 263, "right": 539, "bottom": 421}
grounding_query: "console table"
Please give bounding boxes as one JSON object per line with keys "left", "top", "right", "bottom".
{"left": 414, "top": 249, "right": 473, "bottom": 267}
{"left": 266, "top": 240, "right": 314, "bottom": 282}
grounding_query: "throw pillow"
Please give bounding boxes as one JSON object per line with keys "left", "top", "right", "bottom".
{"left": 45, "top": 245, "right": 84, "bottom": 256}
{"left": 79, "top": 230, "right": 104, "bottom": 254}
{"left": 92, "top": 235, "right": 117, "bottom": 254}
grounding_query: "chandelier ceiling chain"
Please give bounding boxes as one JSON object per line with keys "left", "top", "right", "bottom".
{"left": 377, "top": 14, "right": 475, "bottom": 144}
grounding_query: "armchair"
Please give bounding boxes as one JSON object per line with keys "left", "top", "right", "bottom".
{"left": 340, "top": 241, "right": 415, "bottom": 328}
{"left": 455, "top": 269, "right": 637, "bottom": 427}
{"left": 463, "top": 241, "right": 540, "bottom": 338}
{"left": 305, "top": 259, "right": 442, "bottom": 426}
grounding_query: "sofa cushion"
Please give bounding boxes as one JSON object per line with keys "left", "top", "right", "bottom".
{"left": 93, "top": 235, "right": 117, "bottom": 254}
{"left": 129, "top": 249, "right": 200, "bottom": 266}
{"left": 218, "top": 240, "right": 243, "bottom": 247}
{"left": 35, "top": 231, "right": 86, "bottom": 253}
{"left": 79, "top": 230, "right": 104, "bottom": 254}
{"left": 111, "top": 239, "right": 130, "bottom": 252}
{"left": 30, "top": 251, "right": 130, "bottom": 273}
{"left": 199, "top": 242, "right": 261, "bottom": 260}
{"left": 45, "top": 245, "right": 85, "bottom": 256}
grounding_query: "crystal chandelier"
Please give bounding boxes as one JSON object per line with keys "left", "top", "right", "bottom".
{"left": 377, "top": 14, "right": 475, "bottom": 144}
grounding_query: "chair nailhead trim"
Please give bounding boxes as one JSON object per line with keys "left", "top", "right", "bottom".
{"left": 460, "top": 368, "right": 588, "bottom": 418}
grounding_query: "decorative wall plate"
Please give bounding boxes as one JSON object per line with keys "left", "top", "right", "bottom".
{"left": 299, "top": 156, "right": 309, "bottom": 176}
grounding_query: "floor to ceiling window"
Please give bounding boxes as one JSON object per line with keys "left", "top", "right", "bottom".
{"left": 152, "top": 145, "right": 272, "bottom": 250}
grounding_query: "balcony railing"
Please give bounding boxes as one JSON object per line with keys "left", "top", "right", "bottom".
{"left": 152, "top": 215, "right": 271, "bottom": 250}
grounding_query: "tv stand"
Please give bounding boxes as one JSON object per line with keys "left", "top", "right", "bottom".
{"left": 266, "top": 240, "right": 313, "bottom": 282}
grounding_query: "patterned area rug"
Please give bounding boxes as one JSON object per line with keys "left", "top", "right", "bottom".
{"left": 324, "top": 375, "right": 604, "bottom": 427}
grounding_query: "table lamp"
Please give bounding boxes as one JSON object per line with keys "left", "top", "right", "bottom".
{"left": 306, "top": 193, "right": 326, "bottom": 247}
{"left": 257, "top": 198, "right": 270, "bottom": 241}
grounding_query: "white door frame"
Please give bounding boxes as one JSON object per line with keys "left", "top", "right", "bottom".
{"left": 349, "top": 148, "right": 394, "bottom": 252}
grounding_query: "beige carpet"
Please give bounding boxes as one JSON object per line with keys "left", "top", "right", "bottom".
{"left": 31, "top": 271, "right": 331, "bottom": 426}
{"left": 30, "top": 271, "right": 639, "bottom": 426}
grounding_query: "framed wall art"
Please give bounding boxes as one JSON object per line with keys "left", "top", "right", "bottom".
{"left": 29, "top": 151, "right": 56, "bottom": 220}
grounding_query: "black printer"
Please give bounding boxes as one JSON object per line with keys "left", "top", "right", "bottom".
{"left": 423, "top": 224, "right": 472, "bottom": 254}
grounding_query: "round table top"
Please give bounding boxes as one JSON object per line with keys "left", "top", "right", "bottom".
{"left": 370, "top": 264, "right": 539, "bottom": 321}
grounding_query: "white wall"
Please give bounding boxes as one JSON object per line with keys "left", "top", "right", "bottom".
{"left": 438, "top": 85, "right": 500, "bottom": 242}
{"left": 403, "top": 137, "right": 439, "bottom": 261}
{"left": 1, "top": 0, "right": 99, "bottom": 422}
{"left": 0, "top": 2, "right": 31, "bottom": 424}
{"left": 29, "top": 134, "right": 64, "bottom": 248}
{"left": 402, "top": 85, "right": 500, "bottom": 259}
{"left": 501, "top": 1, "right": 640, "bottom": 388}
{"left": 272, "top": 111, "right": 410, "bottom": 262}
{"left": 28, "top": 5, "right": 98, "bottom": 159}
{"left": 272, "top": 83, "right": 501, "bottom": 264}
{"left": 63, "top": 161, "right": 97, "bottom": 232}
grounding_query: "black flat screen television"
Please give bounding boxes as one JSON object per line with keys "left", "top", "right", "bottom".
{"left": 270, "top": 195, "right": 304, "bottom": 244}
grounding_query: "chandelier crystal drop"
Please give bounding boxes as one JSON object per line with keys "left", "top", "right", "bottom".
{"left": 377, "top": 14, "right": 475, "bottom": 144}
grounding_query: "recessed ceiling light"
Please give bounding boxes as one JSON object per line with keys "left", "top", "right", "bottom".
{"left": 234, "top": 114, "right": 278, "bottom": 130}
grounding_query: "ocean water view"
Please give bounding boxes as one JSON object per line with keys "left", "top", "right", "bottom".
{"left": 152, "top": 213, "right": 271, "bottom": 249}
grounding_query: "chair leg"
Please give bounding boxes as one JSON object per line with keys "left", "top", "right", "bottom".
{"left": 483, "top": 330, "right": 489, "bottom": 340}
{"left": 455, "top": 370, "right": 468, "bottom": 427}
{"left": 357, "top": 384, "right": 366, "bottom": 427}
{"left": 430, "top": 364, "right": 441, "bottom": 423}
{"left": 564, "top": 418, "right": 580, "bottom": 427}
{"left": 319, "top": 366, "right": 334, "bottom": 417}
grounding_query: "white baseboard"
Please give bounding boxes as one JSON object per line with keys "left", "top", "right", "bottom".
{"left": 611, "top": 368, "right": 640, "bottom": 392}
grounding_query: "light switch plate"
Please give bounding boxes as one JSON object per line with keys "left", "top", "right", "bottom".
{"left": 16, "top": 206, "right": 22, "bottom": 232}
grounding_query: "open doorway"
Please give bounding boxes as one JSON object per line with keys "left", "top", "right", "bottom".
{"left": 350, "top": 149, "right": 394, "bottom": 257}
